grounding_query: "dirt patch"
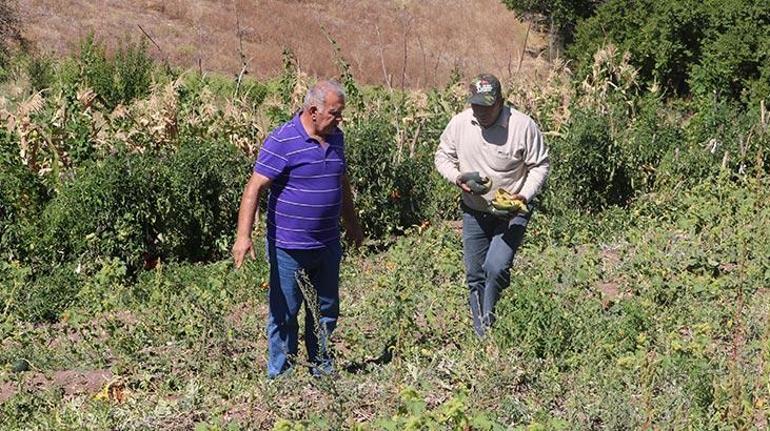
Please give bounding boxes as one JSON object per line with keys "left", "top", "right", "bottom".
{"left": 600, "top": 245, "right": 623, "bottom": 272}
{"left": 225, "top": 301, "right": 261, "bottom": 329}
{"left": 0, "top": 381, "right": 16, "bottom": 403}
{"left": 0, "top": 369, "right": 113, "bottom": 403}
{"left": 597, "top": 281, "right": 630, "bottom": 309}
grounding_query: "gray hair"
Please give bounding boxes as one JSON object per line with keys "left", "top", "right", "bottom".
{"left": 303, "top": 80, "right": 346, "bottom": 111}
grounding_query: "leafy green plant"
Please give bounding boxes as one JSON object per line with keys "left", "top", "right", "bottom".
{"left": 77, "top": 34, "right": 154, "bottom": 108}
{"left": 570, "top": 0, "right": 770, "bottom": 101}
{"left": 0, "top": 129, "right": 48, "bottom": 260}
{"left": 34, "top": 139, "right": 248, "bottom": 275}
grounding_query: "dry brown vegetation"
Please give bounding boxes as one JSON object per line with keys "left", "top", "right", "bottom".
{"left": 18, "top": 0, "right": 550, "bottom": 87}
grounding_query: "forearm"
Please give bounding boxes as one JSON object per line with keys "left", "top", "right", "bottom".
{"left": 236, "top": 192, "right": 259, "bottom": 239}
{"left": 340, "top": 175, "right": 359, "bottom": 228}
{"left": 235, "top": 174, "right": 267, "bottom": 239}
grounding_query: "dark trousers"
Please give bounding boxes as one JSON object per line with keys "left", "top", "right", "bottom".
{"left": 461, "top": 203, "right": 530, "bottom": 337}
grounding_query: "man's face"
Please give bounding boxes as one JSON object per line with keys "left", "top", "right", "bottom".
{"left": 313, "top": 92, "right": 345, "bottom": 137}
{"left": 471, "top": 97, "right": 503, "bottom": 128}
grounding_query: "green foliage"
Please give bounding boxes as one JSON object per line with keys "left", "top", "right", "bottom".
{"left": 618, "top": 93, "right": 683, "bottom": 192}
{"left": 570, "top": 0, "right": 770, "bottom": 102}
{"left": 689, "top": 1, "right": 770, "bottom": 101}
{"left": 546, "top": 109, "right": 632, "bottom": 213}
{"left": 376, "top": 388, "right": 504, "bottom": 430}
{"left": 35, "top": 140, "right": 249, "bottom": 275}
{"left": 0, "top": 130, "right": 48, "bottom": 260}
{"left": 345, "top": 111, "right": 456, "bottom": 239}
{"left": 25, "top": 54, "right": 55, "bottom": 92}
{"left": 500, "top": 0, "right": 600, "bottom": 45}
{"left": 0, "top": 262, "right": 81, "bottom": 323}
{"left": 76, "top": 34, "right": 154, "bottom": 108}
{"left": 185, "top": 73, "right": 268, "bottom": 108}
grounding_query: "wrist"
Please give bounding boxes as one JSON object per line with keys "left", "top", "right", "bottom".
{"left": 235, "top": 233, "right": 252, "bottom": 242}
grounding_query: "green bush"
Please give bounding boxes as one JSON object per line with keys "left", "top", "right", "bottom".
{"left": 547, "top": 109, "right": 632, "bottom": 212}
{"left": 345, "top": 113, "right": 456, "bottom": 240}
{"left": 77, "top": 34, "right": 154, "bottom": 108}
{"left": 654, "top": 96, "right": 769, "bottom": 188}
{"left": 619, "top": 94, "right": 684, "bottom": 192}
{"left": 570, "top": 0, "right": 770, "bottom": 101}
{"left": 183, "top": 73, "right": 268, "bottom": 108}
{"left": 0, "top": 261, "right": 80, "bottom": 323}
{"left": 0, "top": 130, "right": 48, "bottom": 260}
{"left": 25, "top": 54, "right": 55, "bottom": 92}
{"left": 35, "top": 140, "right": 249, "bottom": 275}
{"left": 689, "top": 2, "right": 770, "bottom": 102}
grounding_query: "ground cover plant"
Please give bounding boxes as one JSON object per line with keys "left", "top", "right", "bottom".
{"left": 1, "top": 28, "right": 770, "bottom": 429}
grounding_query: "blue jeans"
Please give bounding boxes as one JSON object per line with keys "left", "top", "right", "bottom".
{"left": 462, "top": 205, "right": 530, "bottom": 337}
{"left": 266, "top": 240, "right": 342, "bottom": 378}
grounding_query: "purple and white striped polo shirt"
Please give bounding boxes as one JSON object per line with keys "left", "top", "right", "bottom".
{"left": 253, "top": 113, "right": 346, "bottom": 249}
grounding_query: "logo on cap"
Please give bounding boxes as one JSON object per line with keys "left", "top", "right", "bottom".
{"left": 475, "top": 81, "right": 494, "bottom": 93}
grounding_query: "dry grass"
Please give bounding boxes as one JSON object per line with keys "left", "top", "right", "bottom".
{"left": 18, "top": 0, "right": 550, "bottom": 87}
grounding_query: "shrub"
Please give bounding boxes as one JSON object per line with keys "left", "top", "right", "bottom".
{"left": 0, "top": 262, "right": 80, "bottom": 323}
{"left": 0, "top": 129, "right": 48, "bottom": 260}
{"left": 77, "top": 34, "right": 154, "bottom": 108}
{"left": 570, "top": 0, "right": 770, "bottom": 101}
{"left": 35, "top": 139, "right": 249, "bottom": 275}
{"left": 547, "top": 109, "right": 632, "bottom": 213}
{"left": 25, "top": 54, "right": 55, "bottom": 92}
{"left": 345, "top": 112, "right": 456, "bottom": 239}
{"left": 619, "top": 93, "right": 684, "bottom": 192}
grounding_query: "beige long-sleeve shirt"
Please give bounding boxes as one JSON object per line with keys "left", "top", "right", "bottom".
{"left": 435, "top": 106, "right": 550, "bottom": 212}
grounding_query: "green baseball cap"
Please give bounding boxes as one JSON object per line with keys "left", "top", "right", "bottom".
{"left": 468, "top": 73, "right": 501, "bottom": 106}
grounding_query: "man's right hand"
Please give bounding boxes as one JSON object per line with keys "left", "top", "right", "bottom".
{"left": 232, "top": 236, "right": 256, "bottom": 269}
{"left": 456, "top": 171, "right": 491, "bottom": 194}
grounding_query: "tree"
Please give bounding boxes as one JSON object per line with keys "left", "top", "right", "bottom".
{"left": 569, "top": 0, "right": 770, "bottom": 101}
{"left": 501, "top": 0, "right": 604, "bottom": 57}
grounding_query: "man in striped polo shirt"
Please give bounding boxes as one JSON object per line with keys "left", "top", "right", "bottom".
{"left": 232, "top": 80, "right": 363, "bottom": 378}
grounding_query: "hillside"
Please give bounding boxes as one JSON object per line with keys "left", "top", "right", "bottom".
{"left": 18, "top": 0, "right": 550, "bottom": 87}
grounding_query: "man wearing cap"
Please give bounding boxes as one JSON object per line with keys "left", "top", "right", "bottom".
{"left": 232, "top": 80, "right": 364, "bottom": 377}
{"left": 435, "top": 73, "right": 550, "bottom": 338}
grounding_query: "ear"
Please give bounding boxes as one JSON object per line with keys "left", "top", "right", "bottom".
{"left": 308, "top": 105, "right": 320, "bottom": 116}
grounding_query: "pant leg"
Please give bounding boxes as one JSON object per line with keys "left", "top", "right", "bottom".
{"left": 303, "top": 241, "right": 342, "bottom": 375}
{"left": 482, "top": 210, "right": 530, "bottom": 327}
{"left": 462, "top": 210, "right": 493, "bottom": 337}
{"left": 266, "top": 242, "right": 305, "bottom": 378}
